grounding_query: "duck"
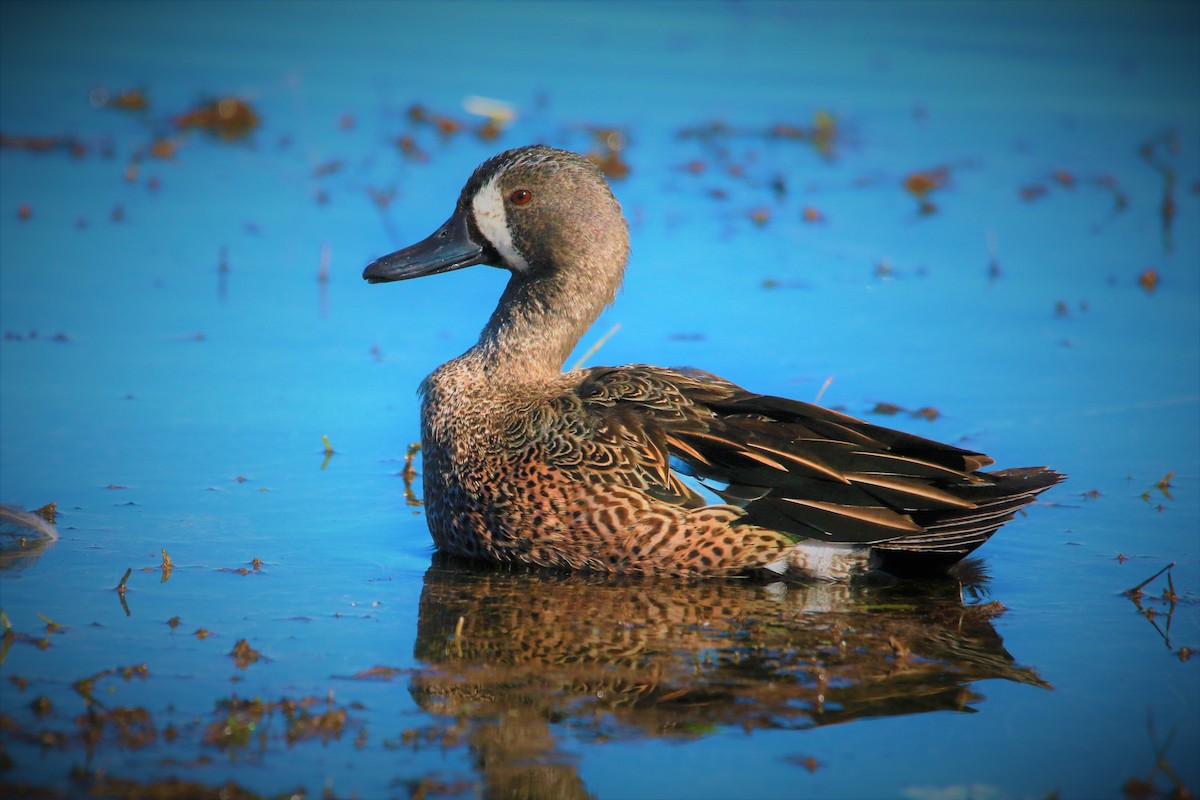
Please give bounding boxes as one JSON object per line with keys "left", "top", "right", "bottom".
{"left": 363, "top": 144, "right": 1064, "bottom": 580}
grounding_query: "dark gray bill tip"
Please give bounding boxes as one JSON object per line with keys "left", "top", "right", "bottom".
{"left": 362, "top": 209, "right": 487, "bottom": 284}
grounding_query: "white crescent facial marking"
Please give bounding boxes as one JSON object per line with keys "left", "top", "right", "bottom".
{"left": 471, "top": 175, "right": 530, "bottom": 272}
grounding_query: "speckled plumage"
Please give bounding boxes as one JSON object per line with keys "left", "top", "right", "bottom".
{"left": 364, "top": 145, "right": 1064, "bottom": 579}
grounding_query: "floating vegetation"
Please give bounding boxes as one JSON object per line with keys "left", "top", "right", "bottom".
{"left": 1138, "top": 131, "right": 1179, "bottom": 254}
{"left": 1, "top": 609, "right": 59, "bottom": 662}
{"left": 1121, "top": 715, "right": 1194, "bottom": 799}
{"left": 406, "top": 99, "right": 511, "bottom": 145}
{"left": 1139, "top": 268, "right": 1160, "bottom": 294}
{"left": 402, "top": 442, "right": 424, "bottom": 507}
{"left": 173, "top": 97, "right": 259, "bottom": 140}
{"left": 463, "top": 94, "right": 516, "bottom": 140}
{"left": 217, "top": 559, "right": 264, "bottom": 577}
{"left": 1124, "top": 563, "right": 1193, "bottom": 660}
{"left": 321, "top": 434, "right": 335, "bottom": 470}
{"left": 0, "top": 133, "right": 88, "bottom": 157}
{"left": 678, "top": 111, "right": 841, "bottom": 162}
{"left": 73, "top": 665, "right": 150, "bottom": 708}
{"left": 585, "top": 127, "right": 630, "bottom": 179}
{"left": 90, "top": 86, "right": 150, "bottom": 111}
{"left": 783, "top": 754, "right": 823, "bottom": 773}
{"left": 205, "top": 693, "right": 363, "bottom": 750}
{"left": 868, "top": 401, "right": 941, "bottom": 422}
{"left": 229, "top": 639, "right": 263, "bottom": 670}
{"left": 2, "top": 330, "right": 71, "bottom": 343}
{"left": 903, "top": 166, "right": 950, "bottom": 215}
{"left": 1141, "top": 472, "right": 1175, "bottom": 504}
{"left": 114, "top": 568, "right": 132, "bottom": 595}
{"left": 343, "top": 665, "right": 405, "bottom": 681}
{"left": 569, "top": 322, "right": 621, "bottom": 371}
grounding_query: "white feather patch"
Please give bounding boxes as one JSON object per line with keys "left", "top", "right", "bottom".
{"left": 787, "top": 541, "right": 869, "bottom": 580}
{"left": 471, "top": 175, "right": 530, "bottom": 272}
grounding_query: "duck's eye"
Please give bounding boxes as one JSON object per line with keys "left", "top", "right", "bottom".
{"left": 509, "top": 189, "right": 532, "bottom": 206}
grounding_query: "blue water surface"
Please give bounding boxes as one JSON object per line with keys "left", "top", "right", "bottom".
{"left": 2, "top": 2, "right": 1198, "bottom": 799}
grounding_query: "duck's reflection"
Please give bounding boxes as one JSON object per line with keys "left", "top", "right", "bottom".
{"left": 409, "top": 555, "right": 1047, "bottom": 798}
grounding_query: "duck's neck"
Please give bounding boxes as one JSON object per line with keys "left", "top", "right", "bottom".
{"left": 470, "top": 266, "right": 615, "bottom": 381}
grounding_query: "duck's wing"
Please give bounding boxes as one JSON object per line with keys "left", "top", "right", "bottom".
{"left": 572, "top": 365, "right": 1063, "bottom": 552}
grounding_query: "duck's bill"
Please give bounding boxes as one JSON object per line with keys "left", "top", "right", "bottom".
{"left": 363, "top": 209, "right": 487, "bottom": 283}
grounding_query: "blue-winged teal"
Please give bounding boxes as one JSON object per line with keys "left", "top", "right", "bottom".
{"left": 364, "top": 145, "right": 1064, "bottom": 579}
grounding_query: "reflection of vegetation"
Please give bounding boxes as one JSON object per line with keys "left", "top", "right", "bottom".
{"left": 1122, "top": 714, "right": 1193, "bottom": 800}
{"left": 1125, "top": 562, "right": 1193, "bottom": 661}
{"left": 229, "top": 639, "right": 263, "bottom": 670}
{"left": 205, "top": 694, "right": 356, "bottom": 753}
{"left": 409, "top": 555, "right": 1048, "bottom": 799}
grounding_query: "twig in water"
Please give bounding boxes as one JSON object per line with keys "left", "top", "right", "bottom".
{"left": 814, "top": 376, "right": 834, "bottom": 405}
{"left": 570, "top": 323, "right": 621, "bottom": 371}
{"left": 1125, "top": 562, "right": 1175, "bottom": 598}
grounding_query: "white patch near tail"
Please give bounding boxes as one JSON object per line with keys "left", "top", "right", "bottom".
{"left": 787, "top": 541, "right": 871, "bottom": 580}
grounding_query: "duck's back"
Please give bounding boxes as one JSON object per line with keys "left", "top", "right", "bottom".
{"left": 416, "top": 360, "right": 1063, "bottom": 578}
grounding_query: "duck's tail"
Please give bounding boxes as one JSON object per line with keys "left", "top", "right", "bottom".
{"left": 872, "top": 466, "right": 1065, "bottom": 575}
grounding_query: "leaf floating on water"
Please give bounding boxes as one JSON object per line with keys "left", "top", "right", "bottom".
{"left": 230, "top": 638, "right": 262, "bottom": 670}
{"left": 869, "top": 401, "right": 941, "bottom": 422}
{"left": 1138, "top": 268, "right": 1159, "bottom": 294}
{"left": 321, "top": 435, "right": 335, "bottom": 470}
{"left": 784, "top": 754, "right": 823, "bottom": 773}
{"left": 902, "top": 166, "right": 949, "bottom": 215}
{"left": 91, "top": 86, "right": 150, "bottom": 111}
{"left": 1019, "top": 184, "right": 1048, "bottom": 201}
{"left": 1140, "top": 471, "right": 1174, "bottom": 502}
{"left": 585, "top": 128, "right": 630, "bottom": 179}
{"left": 402, "top": 443, "right": 424, "bottom": 506}
{"left": 1052, "top": 170, "right": 1076, "bottom": 189}
{"left": 346, "top": 665, "right": 404, "bottom": 681}
{"left": 312, "top": 158, "right": 344, "bottom": 178}
{"left": 173, "top": 97, "right": 259, "bottom": 140}
{"left": 73, "top": 664, "right": 149, "bottom": 706}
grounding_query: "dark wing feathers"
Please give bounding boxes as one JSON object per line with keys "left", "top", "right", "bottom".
{"left": 575, "top": 366, "right": 1063, "bottom": 554}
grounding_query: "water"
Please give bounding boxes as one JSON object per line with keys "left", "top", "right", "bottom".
{"left": 2, "top": 2, "right": 1197, "bottom": 798}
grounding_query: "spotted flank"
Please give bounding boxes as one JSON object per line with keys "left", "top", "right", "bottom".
{"left": 364, "top": 145, "right": 1065, "bottom": 580}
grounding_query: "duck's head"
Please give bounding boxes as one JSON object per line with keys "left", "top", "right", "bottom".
{"left": 363, "top": 145, "right": 629, "bottom": 296}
